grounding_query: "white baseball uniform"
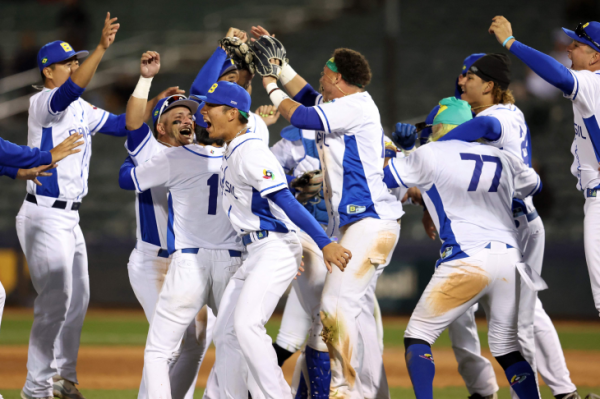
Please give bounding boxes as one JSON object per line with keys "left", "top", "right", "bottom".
{"left": 309, "top": 91, "right": 403, "bottom": 397}
{"left": 128, "top": 140, "right": 243, "bottom": 399}
{"left": 478, "top": 104, "right": 576, "bottom": 396}
{"left": 16, "top": 88, "right": 115, "bottom": 397}
{"left": 389, "top": 140, "right": 541, "bottom": 358}
{"left": 213, "top": 134, "right": 302, "bottom": 399}
{"left": 247, "top": 111, "right": 270, "bottom": 145}
{"left": 124, "top": 124, "right": 214, "bottom": 399}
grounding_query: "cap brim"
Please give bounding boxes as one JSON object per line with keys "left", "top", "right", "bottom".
{"left": 74, "top": 50, "right": 89, "bottom": 59}
{"left": 163, "top": 99, "right": 200, "bottom": 115}
{"left": 562, "top": 27, "right": 600, "bottom": 51}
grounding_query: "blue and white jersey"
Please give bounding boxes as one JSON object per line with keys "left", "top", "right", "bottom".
{"left": 125, "top": 124, "right": 169, "bottom": 250}
{"left": 246, "top": 111, "right": 270, "bottom": 145}
{"left": 388, "top": 140, "right": 540, "bottom": 266}
{"left": 477, "top": 103, "right": 536, "bottom": 213}
{"left": 130, "top": 143, "right": 242, "bottom": 254}
{"left": 564, "top": 69, "right": 600, "bottom": 191}
{"left": 313, "top": 92, "right": 404, "bottom": 236}
{"left": 221, "top": 134, "right": 296, "bottom": 235}
{"left": 270, "top": 127, "right": 328, "bottom": 226}
{"left": 27, "top": 88, "right": 110, "bottom": 201}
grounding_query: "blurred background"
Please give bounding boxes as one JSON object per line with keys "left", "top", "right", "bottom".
{"left": 0, "top": 0, "right": 598, "bottom": 318}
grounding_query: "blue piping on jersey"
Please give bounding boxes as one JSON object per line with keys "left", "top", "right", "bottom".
{"left": 426, "top": 184, "right": 468, "bottom": 267}
{"left": 225, "top": 138, "right": 262, "bottom": 160}
{"left": 182, "top": 145, "right": 223, "bottom": 158}
{"left": 77, "top": 130, "right": 89, "bottom": 200}
{"left": 47, "top": 89, "right": 60, "bottom": 116}
{"left": 259, "top": 182, "right": 285, "bottom": 193}
{"left": 572, "top": 72, "right": 580, "bottom": 101}
{"left": 251, "top": 187, "right": 289, "bottom": 233}
{"left": 133, "top": 168, "right": 142, "bottom": 192}
{"left": 36, "top": 127, "right": 60, "bottom": 198}
{"left": 227, "top": 205, "right": 232, "bottom": 218}
{"left": 130, "top": 132, "right": 152, "bottom": 156}
{"left": 526, "top": 176, "right": 542, "bottom": 197}
{"left": 90, "top": 111, "right": 108, "bottom": 133}
{"left": 316, "top": 105, "right": 332, "bottom": 133}
{"left": 138, "top": 190, "right": 161, "bottom": 246}
{"left": 583, "top": 115, "right": 600, "bottom": 162}
{"left": 390, "top": 160, "right": 408, "bottom": 188}
{"left": 167, "top": 193, "right": 176, "bottom": 254}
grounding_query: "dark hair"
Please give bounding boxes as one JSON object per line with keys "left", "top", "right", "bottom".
{"left": 222, "top": 105, "right": 248, "bottom": 123}
{"left": 333, "top": 48, "right": 372, "bottom": 88}
{"left": 196, "top": 125, "right": 224, "bottom": 146}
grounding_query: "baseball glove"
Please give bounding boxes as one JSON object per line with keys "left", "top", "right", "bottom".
{"left": 251, "top": 35, "right": 288, "bottom": 79}
{"left": 291, "top": 170, "right": 323, "bottom": 204}
{"left": 219, "top": 36, "right": 256, "bottom": 74}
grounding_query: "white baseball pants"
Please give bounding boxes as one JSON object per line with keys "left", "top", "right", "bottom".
{"left": 128, "top": 243, "right": 215, "bottom": 399}
{"left": 405, "top": 243, "right": 524, "bottom": 357}
{"left": 276, "top": 284, "right": 312, "bottom": 353}
{"left": 320, "top": 217, "right": 400, "bottom": 399}
{"left": 144, "top": 248, "right": 241, "bottom": 399}
{"left": 213, "top": 231, "right": 302, "bottom": 399}
{"left": 16, "top": 200, "right": 89, "bottom": 398}
{"left": 584, "top": 195, "right": 600, "bottom": 316}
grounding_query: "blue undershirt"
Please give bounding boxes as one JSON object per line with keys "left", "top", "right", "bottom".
{"left": 383, "top": 166, "right": 399, "bottom": 188}
{"left": 190, "top": 47, "right": 228, "bottom": 98}
{"left": 0, "top": 166, "right": 18, "bottom": 179}
{"left": 293, "top": 83, "right": 320, "bottom": 107}
{"left": 266, "top": 188, "right": 331, "bottom": 250}
{"left": 289, "top": 83, "right": 325, "bottom": 130}
{"left": 119, "top": 156, "right": 136, "bottom": 191}
{"left": 0, "top": 137, "right": 52, "bottom": 168}
{"left": 436, "top": 116, "right": 502, "bottom": 143}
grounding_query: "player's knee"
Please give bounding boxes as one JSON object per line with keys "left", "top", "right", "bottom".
{"left": 495, "top": 351, "right": 525, "bottom": 371}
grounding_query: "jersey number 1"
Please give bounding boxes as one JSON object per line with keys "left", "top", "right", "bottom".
{"left": 460, "top": 153, "right": 503, "bottom": 192}
{"left": 207, "top": 174, "right": 219, "bottom": 215}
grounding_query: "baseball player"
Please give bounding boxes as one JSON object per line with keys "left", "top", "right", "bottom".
{"left": 198, "top": 81, "right": 350, "bottom": 398}
{"left": 489, "top": 16, "right": 600, "bottom": 319}
{"left": 118, "top": 51, "right": 213, "bottom": 399}
{"left": 253, "top": 30, "right": 403, "bottom": 396}
{"left": 16, "top": 13, "right": 125, "bottom": 399}
{"left": 386, "top": 97, "right": 543, "bottom": 399}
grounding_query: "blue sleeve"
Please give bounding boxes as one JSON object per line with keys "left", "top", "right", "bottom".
{"left": 0, "top": 137, "right": 52, "bottom": 168}
{"left": 510, "top": 40, "right": 575, "bottom": 95}
{"left": 383, "top": 166, "right": 399, "bottom": 188}
{"left": 119, "top": 156, "right": 136, "bottom": 191}
{"left": 98, "top": 114, "right": 127, "bottom": 137}
{"left": 290, "top": 105, "right": 325, "bottom": 131}
{"left": 436, "top": 116, "right": 502, "bottom": 142}
{"left": 293, "top": 83, "right": 320, "bottom": 107}
{"left": 0, "top": 166, "right": 18, "bottom": 179}
{"left": 190, "top": 47, "right": 228, "bottom": 97}
{"left": 266, "top": 188, "right": 331, "bottom": 250}
{"left": 50, "top": 77, "right": 85, "bottom": 113}
{"left": 126, "top": 123, "right": 152, "bottom": 152}
{"left": 285, "top": 174, "right": 298, "bottom": 195}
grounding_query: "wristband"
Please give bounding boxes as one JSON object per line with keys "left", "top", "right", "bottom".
{"left": 502, "top": 36, "right": 515, "bottom": 48}
{"left": 266, "top": 82, "right": 290, "bottom": 108}
{"left": 132, "top": 76, "right": 153, "bottom": 99}
{"left": 280, "top": 63, "right": 298, "bottom": 86}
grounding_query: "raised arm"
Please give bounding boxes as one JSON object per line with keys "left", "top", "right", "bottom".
{"left": 0, "top": 134, "right": 83, "bottom": 168}
{"left": 190, "top": 47, "right": 228, "bottom": 98}
{"left": 435, "top": 116, "right": 502, "bottom": 143}
{"left": 127, "top": 51, "right": 160, "bottom": 131}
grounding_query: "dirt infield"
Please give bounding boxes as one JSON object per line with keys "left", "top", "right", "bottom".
{"left": 1, "top": 345, "right": 598, "bottom": 390}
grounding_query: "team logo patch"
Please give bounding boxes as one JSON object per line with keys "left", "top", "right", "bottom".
{"left": 442, "top": 246, "right": 453, "bottom": 259}
{"left": 60, "top": 42, "right": 73, "bottom": 52}
{"left": 462, "top": 65, "right": 466, "bottom": 71}
{"left": 584, "top": 22, "right": 590, "bottom": 28}
{"left": 587, "top": 188, "right": 597, "bottom": 198}
{"left": 510, "top": 373, "right": 530, "bottom": 386}
{"left": 263, "top": 169, "right": 274, "bottom": 180}
{"left": 154, "top": 110, "right": 159, "bottom": 117}
{"left": 419, "top": 353, "right": 434, "bottom": 363}
{"left": 42, "top": 57, "right": 48, "bottom": 64}
{"left": 347, "top": 205, "right": 366, "bottom": 214}
{"left": 210, "top": 149, "right": 215, "bottom": 154}
{"left": 470, "top": 66, "right": 478, "bottom": 72}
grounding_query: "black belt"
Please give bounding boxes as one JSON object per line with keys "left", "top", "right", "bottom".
{"left": 26, "top": 193, "right": 81, "bottom": 211}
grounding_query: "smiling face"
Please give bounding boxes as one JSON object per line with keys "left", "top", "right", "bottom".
{"left": 43, "top": 56, "right": 79, "bottom": 88}
{"left": 156, "top": 106, "right": 194, "bottom": 146}
{"left": 459, "top": 71, "right": 493, "bottom": 108}
{"left": 319, "top": 65, "right": 340, "bottom": 102}
{"left": 567, "top": 40, "right": 600, "bottom": 71}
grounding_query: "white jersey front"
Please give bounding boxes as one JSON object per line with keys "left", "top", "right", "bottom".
{"left": 27, "top": 88, "right": 110, "bottom": 200}
{"left": 388, "top": 140, "right": 540, "bottom": 266}
{"left": 125, "top": 124, "right": 169, "bottom": 250}
{"left": 313, "top": 92, "right": 404, "bottom": 236}
{"left": 246, "top": 111, "right": 270, "bottom": 145}
{"left": 131, "top": 143, "right": 242, "bottom": 253}
{"left": 220, "top": 134, "right": 296, "bottom": 235}
{"left": 564, "top": 69, "right": 600, "bottom": 191}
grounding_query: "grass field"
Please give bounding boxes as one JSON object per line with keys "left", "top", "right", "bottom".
{"left": 1, "top": 308, "right": 599, "bottom": 398}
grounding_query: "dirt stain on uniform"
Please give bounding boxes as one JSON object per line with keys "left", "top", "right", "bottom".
{"left": 426, "top": 265, "right": 490, "bottom": 316}
{"left": 355, "top": 231, "right": 398, "bottom": 279}
{"left": 320, "top": 311, "right": 356, "bottom": 390}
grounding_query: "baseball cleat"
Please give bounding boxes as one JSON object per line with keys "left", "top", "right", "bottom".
{"left": 562, "top": 392, "right": 582, "bottom": 399}
{"left": 52, "top": 376, "right": 86, "bottom": 399}
{"left": 468, "top": 394, "right": 498, "bottom": 399}
{"left": 584, "top": 394, "right": 600, "bottom": 399}
{"left": 20, "top": 390, "right": 52, "bottom": 399}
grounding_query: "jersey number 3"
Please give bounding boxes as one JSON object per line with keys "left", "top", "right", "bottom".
{"left": 460, "top": 153, "right": 503, "bottom": 192}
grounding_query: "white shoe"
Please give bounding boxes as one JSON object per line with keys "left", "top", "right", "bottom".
{"left": 52, "top": 376, "right": 86, "bottom": 399}
{"left": 564, "top": 393, "right": 582, "bottom": 399}
{"left": 20, "top": 390, "right": 52, "bottom": 399}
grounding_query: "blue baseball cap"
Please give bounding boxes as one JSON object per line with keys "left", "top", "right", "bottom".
{"left": 219, "top": 58, "right": 238, "bottom": 78}
{"left": 151, "top": 94, "right": 200, "bottom": 127}
{"left": 563, "top": 22, "right": 600, "bottom": 53}
{"left": 461, "top": 53, "right": 486, "bottom": 75}
{"left": 195, "top": 81, "right": 251, "bottom": 119}
{"left": 37, "top": 41, "right": 89, "bottom": 71}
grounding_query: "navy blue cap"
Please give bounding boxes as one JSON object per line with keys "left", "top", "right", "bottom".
{"left": 219, "top": 58, "right": 238, "bottom": 78}
{"left": 461, "top": 53, "right": 486, "bottom": 75}
{"left": 152, "top": 95, "right": 200, "bottom": 127}
{"left": 37, "top": 41, "right": 89, "bottom": 71}
{"left": 563, "top": 22, "right": 600, "bottom": 53}
{"left": 195, "top": 81, "right": 251, "bottom": 118}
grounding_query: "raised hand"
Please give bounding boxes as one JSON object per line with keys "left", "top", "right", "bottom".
{"left": 100, "top": 12, "right": 120, "bottom": 50}
{"left": 16, "top": 164, "right": 57, "bottom": 186}
{"left": 322, "top": 242, "right": 352, "bottom": 273}
{"left": 489, "top": 16, "right": 515, "bottom": 48}
{"left": 140, "top": 51, "right": 160, "bottom": 78}
{"left": 50, "top": 133, "right": 84, "bottom": 163}
{"left": 255, "top": 104, "right": 280, "bottom": 126}
{"left": 392, "top": 122, "right": 418, "bottom": 150}
{"left": 250, "top": 25, "right": 274, "bottom": 41}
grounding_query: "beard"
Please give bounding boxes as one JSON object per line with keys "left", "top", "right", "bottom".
{"left": 196, "top": 125, "right": 224, "bottom": 147}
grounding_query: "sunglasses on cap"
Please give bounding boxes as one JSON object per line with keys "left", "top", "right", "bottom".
{"left": 157, "top": 94, "right": 188, "bottom": 124}
{"left": 575, "top": 23, "right": 600, "bottom": 51}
